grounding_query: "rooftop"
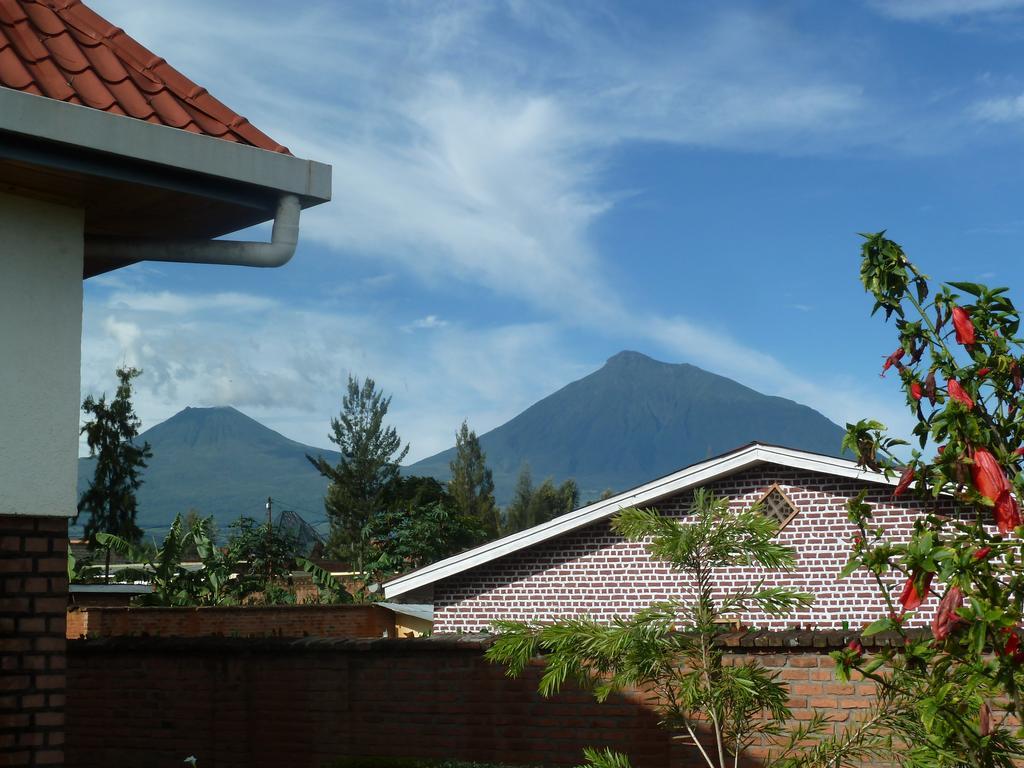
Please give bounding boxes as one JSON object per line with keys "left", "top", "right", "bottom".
{"left": 0, "top": 0, "right": 288, "bottom": 153}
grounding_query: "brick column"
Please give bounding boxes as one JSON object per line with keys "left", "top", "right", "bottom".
{"left": 1, "top": 515, "right": 68, "bottom": 766}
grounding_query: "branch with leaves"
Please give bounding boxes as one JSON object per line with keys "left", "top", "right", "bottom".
{"left": 487, "top": 490, "right": 817, "bottom": 768}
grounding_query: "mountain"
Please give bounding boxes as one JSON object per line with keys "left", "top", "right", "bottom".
{"left": 76, "top": 406, "right": 338, "bottom": 536}
{"left": 406, "top": 350, "right": 847, "bottom": 504}
{"left": 76, "top": 351, "right": 847, "bottom": 536}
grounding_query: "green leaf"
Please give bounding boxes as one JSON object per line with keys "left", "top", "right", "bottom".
{"left": 947, "top": 281, "right": 985, "bottom": 297}
{"left": 863, "top": 617, "right": 895, "bottom": 637}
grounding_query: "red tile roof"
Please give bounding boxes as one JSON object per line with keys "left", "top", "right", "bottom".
{"left": 0, "top": 0, "right": 289, "bottom": 154}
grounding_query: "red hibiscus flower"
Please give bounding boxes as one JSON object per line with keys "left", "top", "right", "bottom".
{"left": 952, "top": 306, "right": 976, "bottom": 346}
{"left": 972, "top": 448, "right": 1022, "bottom": 534}
{"left": 899, "top": 571, "right": 933, "bottom": 611}
{"left": 1003, "top": 630, "right": 1024, "bottom": 663}
{"left": 947, "top": 379, "right": 974, "bottom": 409}
{"left": 931, "top": 586, "right": 963, "bottom": 642}
{"left": 893, "top": 466, "right": 915, "bottom": 498}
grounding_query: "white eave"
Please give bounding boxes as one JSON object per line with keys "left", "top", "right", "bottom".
{"left": 0, "top": 87, "right": 331, "bottom": 202}
{"left": 383, "top": 442, "right": 894, "bottom": 599}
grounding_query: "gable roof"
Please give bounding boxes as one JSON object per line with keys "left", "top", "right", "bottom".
{"left": 0, "top": 0, "right": 288, "bottom": 153}
{"left": 384, "top": 442, "right": 894, "bottom": 599}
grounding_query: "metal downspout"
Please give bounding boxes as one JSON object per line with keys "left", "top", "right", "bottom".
{"left": 82, "top": 194, "right": 301, "bottom": 268}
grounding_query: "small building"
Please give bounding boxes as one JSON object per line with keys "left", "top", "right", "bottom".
{"left": 384, "top": 442, "right": 956, "bottom": 633}
{"left": 0, "top": 1, "right": 330, "bottom": 763}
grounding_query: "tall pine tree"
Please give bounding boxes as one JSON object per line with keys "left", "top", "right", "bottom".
{"left": 78, "top": 366, "right": 153, "bottom": 552}
{"left": 448, "top": 420, "right": 499, "bottom": 539}
{"left": 307, "top": 375, "right": 409, "bottom": 573}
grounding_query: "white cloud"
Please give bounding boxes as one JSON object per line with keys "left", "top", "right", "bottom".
{"left": 970, "top": 93, "right": 1024, "bottom": 123}
{"left": 81, "top": 292, "right": 584, "bottom": 462}
{"left": 406, "top": 315, "right": 449, "bottom": 331}
{"left": 867, "top": 0, "right": 1024, "bottom": 20}
{"left": 107, "top": 290, "right": 278, "bottom": 314}
{"left": 77, "top": 2, "right": 903, "bottom": 458}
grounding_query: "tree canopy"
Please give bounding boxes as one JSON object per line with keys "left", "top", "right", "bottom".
{"left": 78, "top": 366, "right": 152, "bottom": 546}
{"left": 307, "top": 375, "right": 409, "bottom": 573}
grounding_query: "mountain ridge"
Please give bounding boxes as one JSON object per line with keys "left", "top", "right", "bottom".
{"left": 76, "top": 351, "right": 846, "bottom": 534}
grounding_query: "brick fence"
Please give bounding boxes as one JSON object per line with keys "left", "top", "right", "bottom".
{"left": 66, "top": 604, "right": 397, "bottom": 641}
{"left": 66, "top": 631, "right": 885, "bottom": 768}
{"left": 1, "top": 515, "right": 68, "bottom": 767}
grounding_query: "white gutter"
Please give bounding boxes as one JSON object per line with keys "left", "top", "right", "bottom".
{"left": 83, "top": 194, "right": 300, "bottom": 268}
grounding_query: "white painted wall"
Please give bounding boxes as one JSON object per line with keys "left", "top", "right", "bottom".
{"left": 0, "top": 191, "right": 83, "bottom": 517}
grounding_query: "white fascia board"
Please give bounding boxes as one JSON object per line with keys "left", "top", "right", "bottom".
{"left": 384, "top": 444, "right": 895, "bottom": 599}
{"left": 0, "top": 87, "right": 330, "bottom": 202}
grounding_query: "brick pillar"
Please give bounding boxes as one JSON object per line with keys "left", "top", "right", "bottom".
{"left": 1, "top": 515, "right": 68, "bottom": 766}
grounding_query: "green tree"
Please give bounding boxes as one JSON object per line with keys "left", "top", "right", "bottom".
{"left": 78, "top": 366, "right": 153, "bottom": 577}
{"left": 503, "top": 464, "right": 579, "bottom": 534}
{"left": 98, "top": 513, "right": 314, "bottom": 606}
{"left": 367, "top": 475, "right": 486, "bottom": 580}
{"left": 307, "top": 375, "right": 409, "bottom": 573}
{"left": 448, "top": 420, "right": 499, "bottom": 538}
{"left": 487, "top": 490, "right": 819, "bottom": 768}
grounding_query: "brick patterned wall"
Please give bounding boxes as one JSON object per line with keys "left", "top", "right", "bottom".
{"left": 434, "top": 465, "right": 962, "bottom": 633}
{"left": 64, "top": 633, "right": 883, "bottom": 768}
{"left": 1, "top": 515, "right": 68, "bottom": 766}
{"left": 65, "top": 604, "right": 397, "bottom": 641}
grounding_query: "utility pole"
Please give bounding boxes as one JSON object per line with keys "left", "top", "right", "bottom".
{"left": 266, "top": 496, "right": 273, "bottom": 584}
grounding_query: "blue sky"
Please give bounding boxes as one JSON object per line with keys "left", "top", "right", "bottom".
{"left": 81, "top": 0, "right": 1024, "bottom": 462}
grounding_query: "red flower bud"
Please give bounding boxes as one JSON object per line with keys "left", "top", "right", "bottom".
{"left": 931, "top": 586, "right": 963, "bottom": 641}
{"left": 972, "top": 448, "right": 1022, "bottom": 534}
{"left": 882, "top": 348, "right": 905, "bottom": 376}
{"left": 899, "top": 571, "right": 933, "bottom": 611}
{"left": 893, "top": 466, "right": 915, "bottom": 498}
{"left": 847, "top": 638, "right": 864, "bottom": 656}
{"left": 925, "top": 370, "right": 937, "bottom": 405}
{"left": 937, "top": 444, "right": 946, "bottom": 455}
{"left": 910, "top": 380, "right": 923, "bottom": 400}
{"left": 947, "top": 379, "right": 974, "bottom": 409}
{"left": 952, "top": 306, "right": 976, "bottom": 346}
{"left": 1014, "top": 362, "right": 1022, "bottom": 392}
{"left": 1015, "top": 447, "right": 1024, "bottom": 457}
{"left": 977, "top": 367, "right": 991, "bottom": 377}
{"left": 973, "top": 547, "right": 992, "bottom": 560}
{"left": 980, "top": 701, "right": 992, "bottom": 737}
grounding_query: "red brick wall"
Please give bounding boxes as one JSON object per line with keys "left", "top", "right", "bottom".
{"left": 434, "top": 465, "right": 962, "bottom": 633}
{"left": 1, "top": 515, "right": 68, "bottom": 766}
{"left": 66, "top": 604, "right": 396, "bottom": 640}
{"left": 65, "top": 633, "right": 879, "bottom": 768}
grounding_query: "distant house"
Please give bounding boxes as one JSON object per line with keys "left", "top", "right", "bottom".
{"left": 384, "top": 443, "right": 958, "bottom": 633}
{"left": 0, "top": 1, "right": 330, "bottom": 763}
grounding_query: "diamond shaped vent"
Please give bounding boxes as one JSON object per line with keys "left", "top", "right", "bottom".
{"left": 757, "top": 485, "right": 797, "bottom": 530}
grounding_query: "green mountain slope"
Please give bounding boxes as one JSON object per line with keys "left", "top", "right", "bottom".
{"left": 406, "top": 350, "right": 847, "bottom": 504}
{"left": 76, "top": 406, "right": 338, "bottom": 536}
{"left": 76, "top": 351, "right": 847, "bottom": 536}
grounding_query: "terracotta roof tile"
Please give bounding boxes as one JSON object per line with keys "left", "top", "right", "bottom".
{"left": 0, "top": 0, "right": 289, "bottom": 153}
